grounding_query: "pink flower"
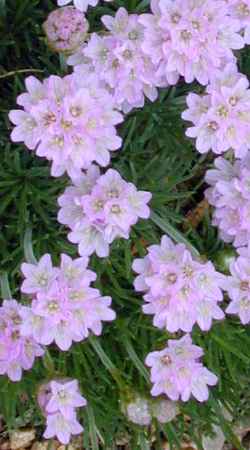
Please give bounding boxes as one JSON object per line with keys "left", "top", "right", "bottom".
{"left": 44, "top": 412, "right": 83, "bottom": 444}
{"left": 57, "top": 0, "right": 112, "bottom": 13}
{"left": 44, "top": 412, "right": 83, "bottom": 445}
{"left": 182, "top": 64, "right": 250, "bottom": 157}
{"left": 58, "top": 166, "right": 152, "bottom": 257}
{"left": 140, "top": 0, "right": 244, "bottom": 86}
{"left": 46, "top": 380, "right": 87, "bottom": 418}
{"left": 57, "top": 164, "right": 100, "bottom": 229}
{"left": 69, "top": 8, "right": 159, "bottom": 112}
{"left": 9, "top": 74, "right": 123, "bottom": 179}
{"left": 21, "top": 254, "right": 59, "bottom": 294}
{"left": 20, "top": 254, "right": 116, "bottom": 351}
{"left": 38, "top": 378, "right": 87, "bottom": 445}
{"left": 223, "top": 244, "right": 250, "bottom": 324}
{"left": 59, "top": 253, "right": 96, "bottom": 285}
{"left": 43, "top": 7, "right": 89, "bottom": 53}
{"left": 227, "top": 0, "right": 250, "bottom": 44}
{"left": 205, "top": 152, "right": 250, "bottom": 247}
{"left": 133, "top": 235, "right": 225, "bottom": 333}
{"left": 145, "top": 335, "right": 218, "bottom": 402}
{"left": 0, "top": 300, "right": 44, "bottom": 381}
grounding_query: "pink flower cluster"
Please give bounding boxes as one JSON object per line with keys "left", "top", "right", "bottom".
{"left": 205, "top": 153, "right": 250, "bottom": 247}
{"left": 227, "top": 0, "right": 250, "bottom": 44}
{"left": 140, "top": 0, "right": 244, "bottom": 86}
{"left": 133, "top": 235, "right": 225, "bottom": 332}
{"left": 43, "top": 6, "right": 89, "bottom": 53}
{"left": 145, "top": 334, "right": 218, "bottom": 402}
{"left": 57, "top": 0, "right": 112, "bottom": 13}
{"left": 224, "top": 244, "right": 250, "bottom": 324}
{"left": 58, "top": 165, "right": 151, "bottom": 257}
{"left": 38, "top": 379, "right": 86, "bottom": 444}
{"left": 69, "top": 8, "right": 159, "bottom": 112}
{"left": 9, "top": 74, "right": 123, "bottom": 179}
{"left": 0, "top": 300, "right": 44, "bottom": 382}
{"left": 20, "top": 253, "right": 116, "bottom": 350}
{"left": 182, "top": 64, "right": 250, "bottom": 157}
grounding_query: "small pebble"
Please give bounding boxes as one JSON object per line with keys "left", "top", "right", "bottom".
{"left": 10, "top": 430, "right": 35, "bottom": 450}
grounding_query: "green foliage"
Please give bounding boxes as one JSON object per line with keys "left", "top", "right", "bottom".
{"left": 1, "top": 1, "right": 250, "bottom": 449}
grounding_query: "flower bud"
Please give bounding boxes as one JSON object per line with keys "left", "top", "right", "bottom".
{"left": 126, "top": 396, "right": 152, "bottom": 426}
{"left": 43, "top": 7, "right": 89, "bottom": 54}
{"left": 120, "top": 392, "right": 152, "bottom": 426}
{"left": 151, "top": 398, "right": 179, "bottom": 424}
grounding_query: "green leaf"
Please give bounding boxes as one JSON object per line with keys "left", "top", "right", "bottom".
{"left": 86, "top": 405, "right": 100, "bottom": 450}
{"left": 122, "top": 335, "right": 150, "bottom": 383}
{"left": 23, "top": 228, "right": 37, "bottom": 264}
{"left": 0, "top": 272, "right": 12, "bottom": 299}
{"left": 151, "top": 211, "right": 200, "bottom": 258}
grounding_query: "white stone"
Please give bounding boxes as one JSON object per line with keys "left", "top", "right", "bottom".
{"left": 10, "top": 430, "right": 36, "bottom": 450}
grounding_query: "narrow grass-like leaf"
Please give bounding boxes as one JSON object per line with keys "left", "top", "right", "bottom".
{"left": 0, "top": 272, "right": 12, "bottom": 299}
{"left": 23, "top": 228, "right": 37, "bottom": 264}
{"left": 86, "top": 405, "right": 99, "bottom": 450}
{"left": 151, "top": 211, "right": 200, "bottom": 258}
{"left": 89, "top": 336, "right": 124, "bottom": 389}
{"left": 122, "top": 335, "right": 150, "bottom": 383}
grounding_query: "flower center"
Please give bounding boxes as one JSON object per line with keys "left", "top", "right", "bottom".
{"left": 240, "top": 281, "right": 249, "bottom": 291}
{"left": 38, "top": 274, "right": 49, "bottom": 287}
{"left": 69, "top": 290, "right": 81, "bottom": 300}
{"left": 161, "top": 355, "right": 172, "bottom": 366}
{"left": 73, "top": 135, "right": 84, "bottom": 145}
{"left": 217, "top": 105, "right": 228, "bottom": 118}
{"left": 108, "top": 189, "right": 119, "bottom": 199}
{"left": 111, "top": 204, "right": 121, "bottom": 214}
{"left": 229, "top": 96, "right": 238, "bottom": 106}
{"left": 87, "top": 118, "right": 97, "bottom": 129}
{"left": 171, "top": 13, "right": 181, "bottom": 24}
{"left": 183, "top": 265, "right": 194, "bottom": 277}
{"left": 175, "top": 347, "right": 185, "bottom": 356}
{"left": 48, "top": 301, "right": 59, "bottom": 312}
{"left": 192, "top": 20, "right": 200, "bottom": 30}
{"left": 94, "top": 200, "right": 104, "bottom": 211}
{"left": 207, "top": 121, "right": 218, "bottom": 132}
{"left": 123, "top": 49, "right": 133, "bottom": 59}
{"left": 53, "top": 135, "right": 64, "bottom": 148}
{"left": 128, "top": 30, "right": 139, "bottom": 40}
{"left": 12, "top": 314, "right": 22, "bottom": 325}
{"left": 112, "top": 59, "right": 120, "bottom": 69}
{"left": 181, "top": 286, "right": 190, "bottom": 297}
{"left": 166, "top": 273, "right": 178, "bottom": 284}
{"left": 227, "top": 125, "right": 236, "bottom": 137}
{"left": 240, "top": 297, "right": 250, "bottom": 308}
{"left": 11, "top": 330, "right": 20, "bottom": 341}
{"left": 25, "top": 117, "right": 36, "bottom": 130}
{"left": 237, "top": 2, "right": 250, "bottom": 16}
{"left": 70, "top": 106, "right": 82, "bottom": 117}
{"left": 61, "top": 119, "right": 72, "bottom": 130}
{"left": 181, "top": 30, "right": 192, "bottom": 41}
{"left": 58, "top": 390, "right": 67, "bottom": 400}
{"left": 43, "top": 112, "right": 56, "bottom": 126}
{"left": 25, "top": 340, "right": 34, "bottom": 356}
{"left": 99, "top": 48, "right": 109, "bottom": 62}
{"left": 198, "top": 273, "right": 207, "bottom": 284}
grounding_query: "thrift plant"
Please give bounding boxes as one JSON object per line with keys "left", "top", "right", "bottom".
{"left": 1, "top": 0, "right": 250, "bottom": 448}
